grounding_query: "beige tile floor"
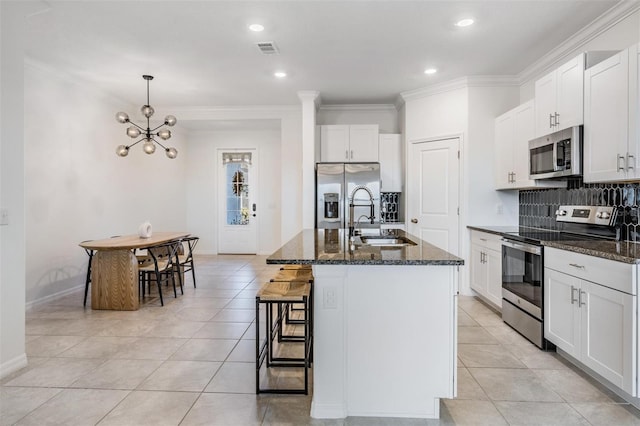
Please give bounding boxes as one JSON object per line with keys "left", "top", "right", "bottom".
{"left": 2, "top": 254, "right": 640, "bottom": 425}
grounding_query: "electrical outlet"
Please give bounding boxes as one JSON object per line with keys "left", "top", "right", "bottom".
{"left": 496, "top": 203, "right": 504, "bottom": 215}
{"left": 0, "top": 208, "right": 8, "bottom": 226}
{"left": 323, "top": 287, "right": 337, "bottom": 309}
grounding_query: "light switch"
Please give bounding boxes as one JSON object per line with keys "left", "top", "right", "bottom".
{"left": 0, "top": 208, "right": 8, "bottom": 226}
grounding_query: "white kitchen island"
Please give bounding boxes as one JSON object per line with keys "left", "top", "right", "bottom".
{"left": 267, "top": 229, "right": 463, "bottom": 419}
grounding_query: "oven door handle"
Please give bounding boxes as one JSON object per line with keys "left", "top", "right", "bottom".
{"left": 501, "top": 239, "right": 542, "bottom": 256}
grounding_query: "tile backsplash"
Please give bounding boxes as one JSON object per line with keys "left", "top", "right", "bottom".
{"left": 519, "top": 179, "right": 640, "bottom": 241}
{"left": 381, "top": 192, "right": 401, "bottom": 223}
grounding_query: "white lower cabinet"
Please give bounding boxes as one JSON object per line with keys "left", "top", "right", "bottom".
{"left": 470, "top": 231, "right": 502, "bottom": 309}
{"left": 544, "top": 247, "right": 637, "bottom": 396}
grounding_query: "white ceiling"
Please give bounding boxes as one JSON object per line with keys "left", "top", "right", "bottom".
{"left": 23, "top": 0, "right": 621, "bottom": 109}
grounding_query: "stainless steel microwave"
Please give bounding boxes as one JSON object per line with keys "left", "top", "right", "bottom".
{"left": 529, "top": 126, "right": 582, "bottom": 179}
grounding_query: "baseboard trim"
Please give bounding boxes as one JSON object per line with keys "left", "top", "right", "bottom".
{"left": 310, "top": 401, "right": 347, "bottom": 419}
{"left": 25, "top": 284, "right": 84, "bottom": 311}
{"left": 0, "top": 353, "right": 27, "bottom": 380}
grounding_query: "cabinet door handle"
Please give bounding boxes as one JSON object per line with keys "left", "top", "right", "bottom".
{"left": 618, "top": 154, "right": 626, "bottom": 172}
{"left": 410, "top": 218, "right": 418, "bottom": 224}
{"left": 628, "top": 153, "right": 635, "bottom": 170}
{"left": 350, "top": 150, "right": 354, "bottom": 159}
{"left": 569, "top": 263, "right": 585, "bottom": 269}
{"left": 549, "top": 113, "right": 554, "bottom": 128}
{"left": 579, "top": 290, "right": 586, "bottom": 307}
{"left": 554, "top": 112, "right": 560, "bottom": 128}
{"left": 570, "top": 285, "right": 578, "bottom": 304}
{"left": 512, "top": 172, "right": 516, "bottom": 182}
{"left": 345, "top": 150, "right": 349, "bottom": 160}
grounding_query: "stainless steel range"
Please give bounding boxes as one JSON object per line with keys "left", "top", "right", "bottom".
{"left": 501, "top": 205, "right": 617, "bottom": 349}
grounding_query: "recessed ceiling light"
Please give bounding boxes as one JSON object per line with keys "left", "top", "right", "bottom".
{"left": 249, "top": 24, "right": 264, "bottom": 32}
{"left": 274, "top": 71, "right": 287, "bottom": 78}
{"left": 455, "top": 18, "right": 474, "bottom": 27}
{"left": 424, "top": 68, "right": 437, "bottom": 75}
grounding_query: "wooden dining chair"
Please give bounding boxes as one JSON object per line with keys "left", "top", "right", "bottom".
{"left": 178, "top": 236, "right": 199, "bottom": 288}
{"left": 138, "top": 240, "right": 183, "bottom": 306}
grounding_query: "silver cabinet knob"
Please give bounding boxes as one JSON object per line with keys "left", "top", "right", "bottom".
{"left": 411, "top": 218, "right": 418, "bottom": 224}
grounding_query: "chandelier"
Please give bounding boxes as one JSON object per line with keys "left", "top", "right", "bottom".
{"left": 115, "top": 75, "right": 178, "bottom": 159}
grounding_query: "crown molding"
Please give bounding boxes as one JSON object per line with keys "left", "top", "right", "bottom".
{"left": 399, "top": 75, "right": 519, "bottom": 103}
{"left": 318, "top": 104, "right": 398, "bottom": 111}
{"left": 297, "top": 90, "right": 321, "bottom": 103}
{"left": 518, "top": 0, "right": 640, "bottom": 84}
{"left": 171, "top": 105, "right": 301, "bottom": 120}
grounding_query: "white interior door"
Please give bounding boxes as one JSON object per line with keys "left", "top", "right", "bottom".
{"left": 407, "top": 138, "right": 460, "bottom": 255}
{"left": 218, "top": 149, "right": 258, "bottom": 254}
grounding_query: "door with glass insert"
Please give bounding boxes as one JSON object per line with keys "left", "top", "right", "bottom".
{"left": 218, "top": 150, "right": 258, "bottom": 254}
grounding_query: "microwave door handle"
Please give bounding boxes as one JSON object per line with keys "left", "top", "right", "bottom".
{"left": 553, "top": 143, "right": 559, "bottom": 171}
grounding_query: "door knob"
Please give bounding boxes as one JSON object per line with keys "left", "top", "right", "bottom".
{"left": 411, "top": 218, "right": 418, "bottom": 224}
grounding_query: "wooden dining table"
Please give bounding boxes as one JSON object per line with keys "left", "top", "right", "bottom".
{"left": 79, "top": 232, "right": 190, "bottom": 310}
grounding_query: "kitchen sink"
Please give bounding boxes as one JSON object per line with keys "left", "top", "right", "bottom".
{"left": 359, "top": 236, "right": 417, "bottom": 247}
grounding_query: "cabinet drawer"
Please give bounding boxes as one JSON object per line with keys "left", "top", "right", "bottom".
{"left": 545, "top": 247, "right": 636, "bottom": 295}
{"left": 470, "top": 230, "right": 503, "bottom": 252}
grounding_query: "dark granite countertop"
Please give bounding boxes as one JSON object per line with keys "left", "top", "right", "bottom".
{"left": 467, "top": 225, "right": 521, "bottom": 236}
{"left": 267, "top": 229, "right": 464, "bottom": 266}
{"left": 469, "top": 225, "right": 640, "bottom": 264}
{"left": 543, "top": 240, "right": 640, "bottom": 264}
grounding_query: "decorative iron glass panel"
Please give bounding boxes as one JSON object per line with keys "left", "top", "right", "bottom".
{"left": 225, "top": 162, "right": 250, "bottom": 225}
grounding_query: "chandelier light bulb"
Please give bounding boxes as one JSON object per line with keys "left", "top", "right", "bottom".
{"left": 141, "top": 105, "right": 154, "bottom": 118}
{"left": 157, "top": 129, "right": 171, "bottom": 140}
{"left": 166, "top": 147, "right": 178, "bottom": 159}
{"left": 115, "top": 112, "right": 129, "bottom": 123}
{"left": 115, "top": 75, "right": 177, "bottom": 159}
{"left": 126, "top": 126, "right": 141, "bottom": 138}
{"left": 142, "top": 139, "right": 156, "bottom": 154}
{"left": 116, "top": 145, "right": 129, "bottom": 157}
{"left": 164, "top": 115, "right": 177, "bottom": 126}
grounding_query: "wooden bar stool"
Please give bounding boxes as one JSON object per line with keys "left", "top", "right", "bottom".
{"left": 270, "top": 268, "right": 314, "bottom": 327}
{"left": 255, "top": 281, "right": 312, "bottom": 395}
{"left": 279, "top": 264, "right": 312, "bottom": 271}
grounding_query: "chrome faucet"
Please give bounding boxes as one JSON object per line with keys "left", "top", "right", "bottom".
{"left": 348, "top": 185, "right": 375, "bottom": 237}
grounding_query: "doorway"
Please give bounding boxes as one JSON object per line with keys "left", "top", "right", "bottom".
{"left": 407, "top": 137, "right": 460, "bottom": 255}
{"left": 218, "top": 149, "right": 258, "bottom": 254}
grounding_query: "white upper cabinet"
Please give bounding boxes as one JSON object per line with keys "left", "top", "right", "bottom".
{"left": 494, "top": 100, "right": 564, "bottom": 190}
{"left": 379, "top": 134, "right": 402, "bottom": 192}
{"left": 320, "top": 125, "right": 350, "bottom": 162}
{"left": 320, "top": 124, "right": 379, "bottom": 162}
{"left": 584, "top": 45, "right": 637, "bottom": 183}
{"left": 535, "top": 53, "right": 585, "bottom": 137}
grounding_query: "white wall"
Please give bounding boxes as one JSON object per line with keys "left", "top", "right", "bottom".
{"left": 318, "top": 105, "right": 399, "bottom": 133}
{"left": 175, "top": 107, "right": 303, "bottom": 246}
{"left": 467, "top": 86, "right": 520, "bottom": 226}
{"left": 1, "top": 1, "right": 27, "bottom": 379}
{"left": 24, "top": 61, "right": 187, "bottom": 304}
{"left": 185, "top": 129, "right": 281, "bottom": 255}
{"left": 403, "top": 82, "right": 520, "bottom": 295}
{"left": 404, "top": 87, "right": 468, "bottom": 142}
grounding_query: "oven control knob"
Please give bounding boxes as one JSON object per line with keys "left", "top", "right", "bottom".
{"left": 555, "top": 209, "right": 567, "bottom": 216}
{"left": 596, "top": 211, "right": 611, "bottom": 220}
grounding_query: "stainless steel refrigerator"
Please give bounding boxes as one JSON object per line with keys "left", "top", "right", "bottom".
{"left": 315, "top": 162, "right": 381, "bottom": 230}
